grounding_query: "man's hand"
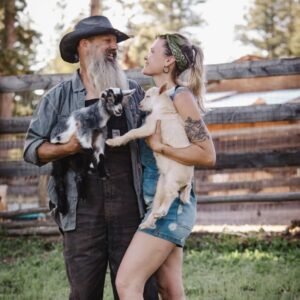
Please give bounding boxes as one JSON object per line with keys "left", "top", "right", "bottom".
{"left": 65, "top": 134, "right": 83, "bottom": 155}
{"left": 146, "top": 120, "right": 164, "bottom": 153}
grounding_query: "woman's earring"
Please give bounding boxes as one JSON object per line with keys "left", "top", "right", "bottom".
{"left": 163, "top": 66, "right": 169, "bottom": 73}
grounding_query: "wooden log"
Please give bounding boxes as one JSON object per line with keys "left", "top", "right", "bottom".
{"left": 0, "top": 207, "right": 49, "bottom": 219}
{"left": 197, "top": 191, "right": 300, "bottom": 204}
{"left": 38, "top": 175, "right": 49, "bottom": 207}
{"left": 0, "top": 58, "right": 300, "bottom": 93}
{"left": 207, "top": 57, "right": 300, "bottom": 80}
{"left": 214, "top": 150, "right": 300, "bottom": 169}
{"left": 0, "top": 161, "right": 51, "bottom": 177}
{"left": 7, "top": 185, "right": 37, "bottom": 196}
{"left": 204, "top": 103, "right": 300, "bottom": 125}
{"left": 0, "top": 116, "right": 31, "bottom": 133}
{"left": 195, "top": 166, "right": 299, "bottom": 176}
{"left": 212, "top": 123, "right": 300, "bottom": 138}
{"left": 0, "top": 93, "right": 14, "bottom": 117}
{"left": 214, "top": 136, "right": 300, "bottom": 153}
{"left": 0, "top": 176, "right": 39, "bottom": 185}
{"left": 1, "top": 103, "right": 300, "bottom": 134}
{"left": 0, "top": 139, "right": 24, "bottom": 150}
{"left": 195, "top": 176, "right": 300, "bottom": 194}
{"left": 0, "top": 184, "right": 8, "bottom": 211}
{"left": 1, "top": 149, "right": 300, "bottom": 177}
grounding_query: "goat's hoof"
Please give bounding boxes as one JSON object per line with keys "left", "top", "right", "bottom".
{"left": 153, "top": 209, "right": 167, "bottom": 219}
{"left": 139, "top": 220, "right": 156, "bottom": 230}
{"left": 105, "top": 138, "right": 116, "bottom": 146}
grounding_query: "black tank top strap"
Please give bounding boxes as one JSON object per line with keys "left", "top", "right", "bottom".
{"left": 169, "top": 85, "right": 190, "bottom": 101}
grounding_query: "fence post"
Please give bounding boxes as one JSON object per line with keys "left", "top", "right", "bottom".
{"left": 38, "top": 175, "right": 49, "bottom": 208}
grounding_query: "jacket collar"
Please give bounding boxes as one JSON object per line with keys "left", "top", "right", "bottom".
{"left": 71, "top": 69, "right": 86, "bottom": 92}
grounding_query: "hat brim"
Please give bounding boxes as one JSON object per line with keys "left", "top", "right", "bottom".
{"left": 60, "top": 28, "right": 131, "bottom": 63}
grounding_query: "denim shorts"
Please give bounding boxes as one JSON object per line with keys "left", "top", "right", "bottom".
{"left": 138, "top": 191, "right": 197, "bottom": 247}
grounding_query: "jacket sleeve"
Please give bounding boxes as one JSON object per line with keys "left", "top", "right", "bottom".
{"left": 23, "top": 87, "right": 61, "bottom": 166}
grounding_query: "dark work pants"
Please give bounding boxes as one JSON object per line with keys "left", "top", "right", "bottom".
{"left": 63, "top": 173, "right": 158, "bottom": 300}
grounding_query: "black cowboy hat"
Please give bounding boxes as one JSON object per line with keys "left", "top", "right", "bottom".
{"left": 59, "top": 15, "right": 130, "bottom": 63}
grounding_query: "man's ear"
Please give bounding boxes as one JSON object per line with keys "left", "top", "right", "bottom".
{"left": 159, "top": 83, "right": 168, "bottom": 94}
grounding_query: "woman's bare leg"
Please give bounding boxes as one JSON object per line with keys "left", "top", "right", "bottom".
{"left": 116, "top": 231, "right": 176, "bottom": 300}
{"left": 156, "top": 247, "right": 185, "bottom": 300}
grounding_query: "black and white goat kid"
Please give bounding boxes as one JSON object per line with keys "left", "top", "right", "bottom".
{"left": 50, "top": 87, "right": 135, "bottom": 215}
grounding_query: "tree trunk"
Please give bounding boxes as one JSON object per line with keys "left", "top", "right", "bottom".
{"left": 90, "top": 0, "right": 102, "bottom": 16}
{"left": 1, "top": 0, "right": 16, "bottom": 117}
{"left": 4, "top": 0, "right": 16, "bottom": 49}
{"left": 0, "top": 93, "right": 14, "bottom": 117}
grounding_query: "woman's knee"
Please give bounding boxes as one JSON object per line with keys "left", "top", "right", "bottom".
{"left": 158, "top": 279, "right": 185, "bottom": 300}
{"left": 115, "top": 272, "right": 144, "bottom": 298}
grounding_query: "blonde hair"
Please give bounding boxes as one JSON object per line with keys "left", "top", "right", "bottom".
{"left": 158, "top": 33, "right": 206, "bottom": 112}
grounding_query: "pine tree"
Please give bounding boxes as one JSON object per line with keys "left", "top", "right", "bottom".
{"left": 235, "top": 0, "right": 300, "bottom": 58}
{"left": 0, "top": 0, "right": 40, "bottom": 75}
{"left": 119, "top": 0, "right": 206, "bottom": 68}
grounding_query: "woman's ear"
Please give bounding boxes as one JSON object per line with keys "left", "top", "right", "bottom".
{"left": 165, "top": 56, "right": 176, "bottom": 66}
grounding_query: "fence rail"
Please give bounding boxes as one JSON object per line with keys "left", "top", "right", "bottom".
{"left": 1, "top": 57, "right": 300, "bottom": 220}
{"left": 1, "top": 57, "right": 300, "bottom": 93}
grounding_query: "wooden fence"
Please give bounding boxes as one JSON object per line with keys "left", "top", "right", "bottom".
{"left": 0, "top": 57, "right": 300, "bottom": 232}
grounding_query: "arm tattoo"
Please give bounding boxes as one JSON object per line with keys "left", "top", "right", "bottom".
{"left": 184, "top": 117, "right": 209, "bottom": 142}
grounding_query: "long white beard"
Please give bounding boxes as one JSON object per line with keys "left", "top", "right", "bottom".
{"left": 87, "top": 51, "right": 128, "bottom": 96}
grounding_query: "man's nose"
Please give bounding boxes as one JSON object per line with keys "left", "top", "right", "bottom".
{"left": 110, "top": 41, "right": 118, "bottom": 49}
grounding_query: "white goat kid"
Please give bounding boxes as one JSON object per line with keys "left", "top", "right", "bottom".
{"left": 106, "top": 84, "right": 194, "bottom": 229}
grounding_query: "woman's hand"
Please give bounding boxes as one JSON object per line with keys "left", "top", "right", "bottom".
{"left": 146, "top": 120, "right": 164, "bottom": 153}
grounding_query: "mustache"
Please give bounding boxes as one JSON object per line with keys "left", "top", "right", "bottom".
{"left": 105, "top": 48, "right": 117, "bottom": 60}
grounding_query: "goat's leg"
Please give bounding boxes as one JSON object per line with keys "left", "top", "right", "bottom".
{"left": 154, "top": 176, "right": 181, "bottom": 220}
{"left": 139, "top": 175, "right": 165, "bottom": 229}
{"left": 52, "top": 160, "right": 69, "bottom": 215}
{"left": 106, "top": 119, "right": 157, "bottom": 147}
{"left": 93, "top": 133, "right": 109, "bottom": 178}
{"left": 77, "top": 129, "right": 93, "bottom": 149}
{"left": 179, "top": 183, "right": 192, "bottom": 203}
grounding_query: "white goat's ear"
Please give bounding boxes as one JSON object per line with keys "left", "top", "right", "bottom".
{"left": 159, "top": 83, "right": 167, "bottom": 94}
{"left": 123, "top": 89, "right": 136, "bottom": 96}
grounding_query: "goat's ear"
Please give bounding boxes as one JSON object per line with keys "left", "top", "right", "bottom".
{"left": 123, "top": 89, "right": 136, "bottom": 96}
{"left": 159, "top": 83, "right": 168, "bottom": 95}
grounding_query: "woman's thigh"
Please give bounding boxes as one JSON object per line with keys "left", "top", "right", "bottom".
{"left": 117, "top": 231, "right": 176, "bottom": 284}
{"left": 156, "top": 247, "right": 184, "bottom": 289}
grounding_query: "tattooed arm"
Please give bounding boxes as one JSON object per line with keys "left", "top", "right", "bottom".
{"left": 146, "top": 90, "right": 216, "bottom": 167}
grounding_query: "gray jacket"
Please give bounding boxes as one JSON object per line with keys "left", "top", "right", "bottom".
{"left": 23, "top": 70, "right": 145, "bottom": 231}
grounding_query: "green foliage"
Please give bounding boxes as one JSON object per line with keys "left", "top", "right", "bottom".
{"left": 1, "top": 233, "right": 300, "bottom": 300}
{"left": 235, "top": 0, "right": 300, "bottom": 58}
{"left": 119, "top": 0, "right": 206, "bottom": 67}
{"left": 0, "top": 0, "right": 40, "bottom": 75}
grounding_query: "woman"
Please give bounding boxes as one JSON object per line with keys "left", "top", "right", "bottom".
{"left": 116, "top": 33, "right": 216, "bottom": 299}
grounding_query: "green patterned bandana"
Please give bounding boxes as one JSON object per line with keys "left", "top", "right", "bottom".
{"left": 165, "top": 34, "right": 189, "bottom": 71}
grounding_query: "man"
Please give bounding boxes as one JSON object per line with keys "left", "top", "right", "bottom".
{"left": 23, "top": 15, "right": 158, "bottom": 300}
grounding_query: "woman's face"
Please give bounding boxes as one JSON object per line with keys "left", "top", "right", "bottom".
{"left": 143, "top": 38, "right": 169, "bottom": 76}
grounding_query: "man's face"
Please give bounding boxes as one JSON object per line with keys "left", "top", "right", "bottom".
{"left": 87, "top": 34, "right": 118, "bottom": 62}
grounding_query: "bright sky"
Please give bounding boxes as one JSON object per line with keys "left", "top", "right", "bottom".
{"left": 25, "top": 0, "right": 254, "bottom": 69}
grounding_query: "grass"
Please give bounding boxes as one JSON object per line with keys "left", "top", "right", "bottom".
{"left": 0, "top": 232, "right": 300, "bottom": 300}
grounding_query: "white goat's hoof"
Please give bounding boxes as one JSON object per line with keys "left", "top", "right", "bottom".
{"left": 139, "top": 220, "right": 156, "bottom": 229}
{"left": 106, "top": 138, "right": 121, "bottom": 147}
